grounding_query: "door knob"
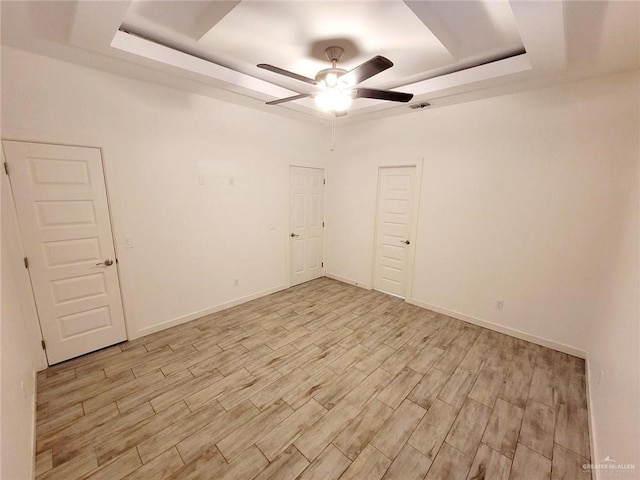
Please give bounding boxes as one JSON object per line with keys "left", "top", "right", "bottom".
{"left": 96, "top": 259, "right": 114, "bottom": 266}
{"left": 290, "top": 233, "right": 300, "bottom": 238}
{"left": 401, "top": 240, "right": 410, "bottom": 245}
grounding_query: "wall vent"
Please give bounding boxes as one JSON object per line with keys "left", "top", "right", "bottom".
{"left": 409, "top": 102, "right": 431, "bottom": 110}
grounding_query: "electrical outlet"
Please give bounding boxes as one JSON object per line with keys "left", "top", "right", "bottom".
{"left": 234, "top": 278, "right": 239, "bottom": 287}
{"left": 495, "top": 300, "right": 504, "bottom": 310}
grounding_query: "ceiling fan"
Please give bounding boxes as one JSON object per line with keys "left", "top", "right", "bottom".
{"left": 258, "top": 46, "right": 413, "bottom": 114}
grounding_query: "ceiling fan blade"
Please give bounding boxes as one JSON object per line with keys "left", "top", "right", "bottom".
{"left": 341, "top": 56, "right": 393, "bottom": 85}
{"left": 354, "top": 88, "right": 413, "bottom": 103}
{"left": 266, "top": 93, "right": 312, "bottom": 105}
{"left": 258, "top": 64, "right": 318, "bottom": 85}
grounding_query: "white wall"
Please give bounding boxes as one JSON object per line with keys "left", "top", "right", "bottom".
{"left": 1, "top": 46, "right": 325, "bottom": 340}
{"left": 1, "top": 163, "right": 38, "bottom": 480}
{"left": 326, "top": 70, "right": 639, "bottom": 470}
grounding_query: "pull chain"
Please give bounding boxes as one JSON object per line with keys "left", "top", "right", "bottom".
{"left": 331, "top": 114, "right": 336, "bottom": 151}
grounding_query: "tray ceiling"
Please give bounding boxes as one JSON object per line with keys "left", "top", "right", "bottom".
{"left": 1, "top": 1, "right": 638, "bottom": 122}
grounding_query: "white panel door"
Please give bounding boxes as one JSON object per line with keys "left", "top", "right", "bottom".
{"left": 4, "top": 141, "right": 127, "bottom": 364}
{"left": 289, "top": 166, "right": 324, "bottom": 286}
{"left": 373, "top": 166, "right": 416, "bottom": 297}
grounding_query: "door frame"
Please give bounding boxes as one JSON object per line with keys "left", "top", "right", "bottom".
{"left": 286, "top": 164, "right": 326, "bottom": 288}
{"left": 371, "top": 161, "right": 423, "bottom": 300}
{"left": 2, "top": 138, "right": 129, "bottom": 366}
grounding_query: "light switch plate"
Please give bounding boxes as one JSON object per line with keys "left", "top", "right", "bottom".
{"left": 125, "top": 235, "right": 135, "bottom": 248}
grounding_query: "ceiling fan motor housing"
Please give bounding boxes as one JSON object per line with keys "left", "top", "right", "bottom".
{"left": 324, "top": 46, "right": 345, "bottom": 63}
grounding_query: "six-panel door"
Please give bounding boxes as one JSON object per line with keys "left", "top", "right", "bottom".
{"left": 289, "top": 166, "right": 324, "bottom": 286}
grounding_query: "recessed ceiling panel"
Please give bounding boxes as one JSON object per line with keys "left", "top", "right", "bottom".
{"left": 197, "top": 1, "right": 456, "bottom": 83}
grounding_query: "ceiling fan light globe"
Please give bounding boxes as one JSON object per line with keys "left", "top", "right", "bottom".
{"left": 315, "top": 88, "right": 353, "bottom": 112}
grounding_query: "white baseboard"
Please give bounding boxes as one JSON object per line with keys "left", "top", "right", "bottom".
{"left": 30, "top": 367, "right": 37, "bottom": 480}
{"left": 585, "top": 357, "right": 599, "bottom": 476}
{"left": 131, "top": 284, "right": 288, "bottom": 339}
{"left": 324, "top": 273, "right": 371, "bottom": 290}
{"left": 406, "top": 298, "right": 588, "bottom": 359}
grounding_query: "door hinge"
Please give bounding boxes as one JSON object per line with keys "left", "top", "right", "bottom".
{"left": 323, "top": 178, "right": 326, "bottom": 185}
{"left": 3, "top": 162, "right": 8, "bottom": 175}
{"left": 41, "top": 340, "right": 46, "bottom": 350}
{"left": 24, "top": 257, "right": 29, "bottom": 269}
{"left": 321, "top": 262, "right": 324, "bottom": 267}
{"left": 322, "top": 221, "right": 325, "bottom": 228}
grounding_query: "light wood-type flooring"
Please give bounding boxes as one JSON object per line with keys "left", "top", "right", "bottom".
{"left": 35, "top": 277, "right": 592, "bottom": 480}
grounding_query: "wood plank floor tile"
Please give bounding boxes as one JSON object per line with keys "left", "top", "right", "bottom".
{"left": 36, "top": 403, "right": 85, "bottom": 439}
{"left": 424, "top": 442, "right": 473, "bottom": 480}
{"left": 253, "top": 446, "right": 309, "bottom": 480}
{"left": 482, "top": 398, "right": 524, "bottom": 459}
{"left": 94, "top": 401, "right": 192, "bottom": 464}
{"left": 81, "top": 448, "right": 141, "bottom": 480}
{"left": 468, "top": 365, "right": 506, "bottom": 408}
{"left": 296, "top": 444, "right": 351, "bottom": 480}
{"left": 333, "top": 398, "right": 393, "bottom": 460}
{"left": 551, "top": 443, "right": 592, "bottom": 480}
{"left": 149, "top": 369, "right": 223, "bottom": 412}
{"left": 35, "top": 450, "right": 53, "bottom": 477}
{"left": 51, "top": 403, "right": 154, "bottom": 467}
{"left": 163, "top": 343, "right": 245, "bottom": 377}
{"left": 467, "top": 443, "right": 511, "bottom": 480}
{"left": 382, "top": 443, "right": 432, "bottom": 480}
{"left": 36, "top": 448, "right": 97, "bottom": 480}
{"left": 408, "top": 398, "right": 458, "bottom": 460}
{"left": 370, "top": 399, "right": 426, "bottom": 459}
{"left": 45, "top": 370, "right": 134, "bottom": 413}
{"left": 328, "top": 344, "right": 370, "bottom": 374}
{"left": 255, "top": 398, "right": 327, "bottom": 461}
{"left": 217, "top": 367, "right": 281, "bottom": 411}
{"left": 250, "top": 367, "right": 310, "bottom": 410}
{"left": 376, "top": 367, "right": 423, "bottom": 409}
{"left": 408, "top": 345, "right": 445, "bottom": 374}
{"left": 434, "top": 345, "right": 468, "bottom": 374}
{"left": 216, "top": 399, "right": 293, "bottom": 461}
{"left": 37, "top": 402, "right": 120, "bottom": 454}
{"left": 37, "top": 369, "right": 105, "bottom": 406}
{"left": 282, "top": 368, "right": 338, "bottom": 410}
{"left": 176, "top": 401, "right": 261, "bottom": 464}
{"left": 217, "top": 445, "right": 269, "bottom": 480}
{"left": 129, "top": 345, "right": 198, "bottom": 378}
{"left": 116, "top": 369, "right": 194, "bottom": 413}
{"left": 82, "top": 370, "right": 165, "bottom": 414}
{"left": 555, "top": 404, "right": 591, "bottom": 460}
{"left": 438, "top": 368, "right": 476, "bottom": 409}
{"left": 183, "top": 368, "right": 254, "bottom": 411}
{"left": 313, "top": 367, "right": 367, "bottom": 410}
{"left": 294, "top": 368, "right": 392, "bottom": 461}
{"left": 500, "top": 356, "right": 535, "bottom": 409}
{"left": 121, "top": 447, "right": 183, "bottom": 480}
{"left": 510, "top": 443, "right": 551, "bottom": 480}
{"left": 353, "top": 344, "right": 396, "bottom": 374}
{"left": 135, "top": 400, "right": 226, "bottom": 464}
{"left": 380, "top": 344, "right": 421, "bottom": 376}
{"left": 529, "top": 366, "right": 554, "bottom": 407}
{"left": 407, "top": 367, "right": 450, "bottom": 410}
{"left": 34, "top": 278, "right": 592, "bottom": 480}
{"left": 340, "top": 444, "right": 392, "bottom": 480}
{"left": 520, "top": 400, "right": 555, "bottom": 459}
{"left": 445, "top": 398, "right": 492, "bottom": 458}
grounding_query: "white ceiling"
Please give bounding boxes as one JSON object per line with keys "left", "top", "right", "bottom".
{"left": 1, "top": 1, "right": 639, "bottom": 123}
